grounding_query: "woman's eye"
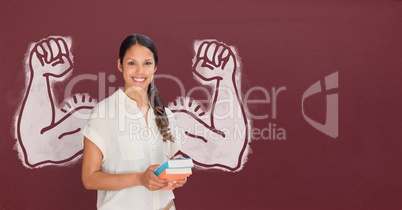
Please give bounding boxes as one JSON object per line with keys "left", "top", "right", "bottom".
{"left": 128, "top": 61, "right": 135, "bottom": 65}
{"left": 145, "top": 62, "right": 152, "bottom": 65}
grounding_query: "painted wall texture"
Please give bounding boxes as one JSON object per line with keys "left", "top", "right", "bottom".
{"left": 1, "top": 0, "right": 402, "bottom": 209}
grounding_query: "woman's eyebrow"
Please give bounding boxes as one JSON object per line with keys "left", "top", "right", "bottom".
{"left": 125, "top": 58, "right": 153, "bottom": 61}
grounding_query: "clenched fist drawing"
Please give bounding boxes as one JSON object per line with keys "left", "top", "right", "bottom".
{"left": 15, "top": 36, "right": 96, "bottom": 168}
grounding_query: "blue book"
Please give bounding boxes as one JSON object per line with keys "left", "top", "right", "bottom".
{"left": 154, "top": 158, "right": 194, "bottom": 176}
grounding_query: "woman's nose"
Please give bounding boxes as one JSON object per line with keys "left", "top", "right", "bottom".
{"left": 136, "top": 65, "right": 144, "bottom": 74}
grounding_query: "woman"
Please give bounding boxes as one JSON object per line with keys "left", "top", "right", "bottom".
{"left": 81, "top": 34, "right": 185, "bottom": 210}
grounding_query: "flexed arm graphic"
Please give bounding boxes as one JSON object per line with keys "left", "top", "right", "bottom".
{"left": 15, "top": 36, "right": 96, "bottom": 168}
{"left": 169, "top": 40, "right": 250, "bottom": 171}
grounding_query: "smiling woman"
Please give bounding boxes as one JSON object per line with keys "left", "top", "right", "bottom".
{"left": 81, "top": 34, "right": 183, "bottom": 210}
{"left": 118, "top": 43, "right": 157, "bottom": 121}
{"left": 118, "top": 43, "right": 156, "bottom": 99}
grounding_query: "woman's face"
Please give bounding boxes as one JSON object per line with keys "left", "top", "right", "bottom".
{"left": 118, "top": 44, "right": 156, "bottom": 94}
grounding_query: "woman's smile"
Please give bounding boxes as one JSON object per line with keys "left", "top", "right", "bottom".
{"left": 132, "top": 77, "right": 146, "bottom": 82}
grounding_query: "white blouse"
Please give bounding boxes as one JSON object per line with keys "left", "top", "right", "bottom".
{"left": 83, "top": 89, "right": 181, "bottom": 210}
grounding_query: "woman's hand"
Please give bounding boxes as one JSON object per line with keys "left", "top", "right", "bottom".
{"left": 140, "top": 164, "right": 168, "bottom": 191}
{"left": 168, "top": 177, "right": 188, "bottom": 189}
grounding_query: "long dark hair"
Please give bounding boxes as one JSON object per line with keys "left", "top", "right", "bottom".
{"left": 119, "top": 34, "right": 174, "bottom": 142}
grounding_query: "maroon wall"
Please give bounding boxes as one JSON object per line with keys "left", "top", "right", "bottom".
{"left": 1, "top": 1, "right": 402, "bottom": 209}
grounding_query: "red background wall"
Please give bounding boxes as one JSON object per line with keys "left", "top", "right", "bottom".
{"left": 1, "top": 0, "right": 402, "bottom": 209}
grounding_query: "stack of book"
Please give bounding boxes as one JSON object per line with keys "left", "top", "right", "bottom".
{"left": 154, "top": 158, "right": 194, "bottom": 190}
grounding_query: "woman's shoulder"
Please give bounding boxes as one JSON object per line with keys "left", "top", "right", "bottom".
{"left": 164, "top": 107, "right": 175, "bottom": 119}
{"left": 164, "top": 107, "right": 173, "bottom": 114}
{"left": 95, "top": 90, "right": 121, "bottom": 106}
{"left": 90, "top": 90, "right": 120, "bottom": 113}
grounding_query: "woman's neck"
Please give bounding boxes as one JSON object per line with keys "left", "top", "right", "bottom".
{"left": 124, "top": 88, "right": 149, "bottom": 110}
{"left": 128, "top": 93, "right": 148, "bottom": 108}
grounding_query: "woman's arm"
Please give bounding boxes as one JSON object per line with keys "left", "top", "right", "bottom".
{"left": 81, "top": 137, "right": 168, "bottom": 191}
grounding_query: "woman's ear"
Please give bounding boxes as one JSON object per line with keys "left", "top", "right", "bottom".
{"left": 154, "top": 66, "right": 157, "bottom": 72}
{"left": 117, "top": 59, "right": 123, "bottom": 73}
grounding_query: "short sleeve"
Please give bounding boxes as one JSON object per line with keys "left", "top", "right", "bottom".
{"left": 82, "top": 125, "right": 107, "bottom": 160}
